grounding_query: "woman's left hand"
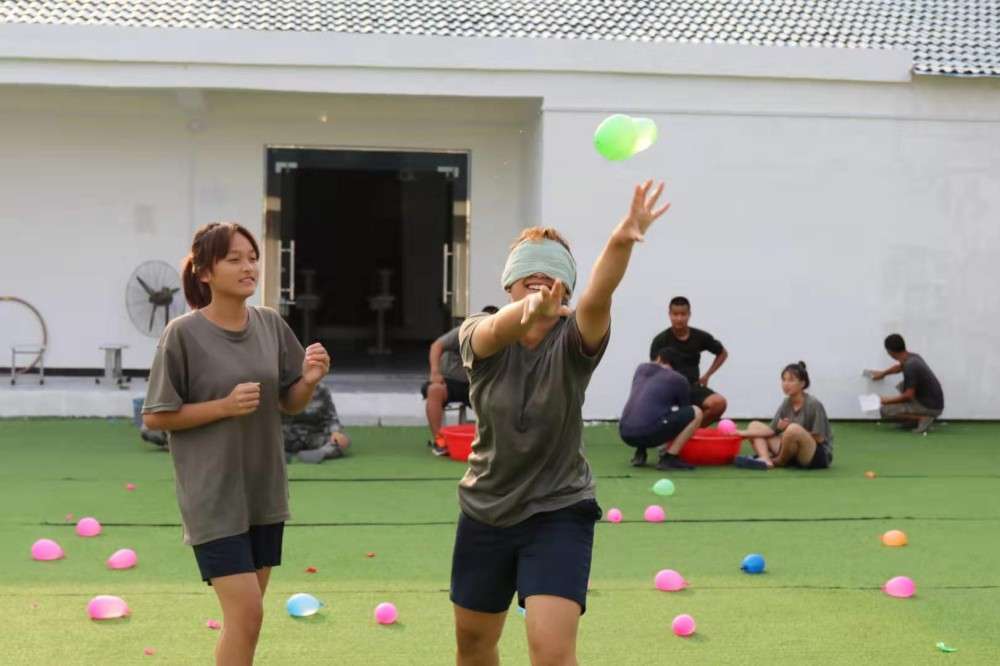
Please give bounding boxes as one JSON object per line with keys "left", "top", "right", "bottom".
{"left": 302, "top": 343, "right": 331, "bottom": 385}
{"left": 615, "top": 180, "right": 671, "bottom": 243}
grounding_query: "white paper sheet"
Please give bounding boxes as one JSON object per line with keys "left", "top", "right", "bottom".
{"left": 858, "top": 393, "right": 881, "bottom": 412}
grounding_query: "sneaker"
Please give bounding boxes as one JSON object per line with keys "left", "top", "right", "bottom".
{"left": 733, "top": 455, "right": 770, "bottom": 470}
{"left": 630, "top": 448, "right": 648, "bottom": 467}
{"left": 914, "top": 416, "right": 935, "bottom": 435}
{"left": 427, "top": 440, "right": 450, "bottom": 457}
{"left": 656, "top": 452, "right": 695, "bottom": 471}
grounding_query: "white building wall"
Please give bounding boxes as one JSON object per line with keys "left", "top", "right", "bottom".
{"left": 535, "top": 76, "right": 1000, "bottom": 420}
{"left": 1, "top": 61, "right": 998, "bottom": 420}
{"left": 0, "top": 87, "right": 538, "bottom": 371}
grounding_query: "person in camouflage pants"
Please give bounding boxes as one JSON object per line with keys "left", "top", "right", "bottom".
{"left": 281, "top": 383, "right": 351, "bottom": 463}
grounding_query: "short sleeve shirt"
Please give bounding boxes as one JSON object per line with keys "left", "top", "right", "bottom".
{"left": 143, "top": 306, "right": 305, "bottom": 545}
{"left": 902, "top": 353, "right": 944, "bottom": 411}
{"left": 619, "top": 363, "right": 692, "bottom": 439}
{"left": 458, "top": 312, "right": 609, "bottom": 527}
{"left": 436, "top": 326, "right": 467, "bottom": 383}
{"left": 768, "top": 393, "right": 834, "bottom": 450}
{"left": 648, "top": 327, "right": 724, "bottom": 384}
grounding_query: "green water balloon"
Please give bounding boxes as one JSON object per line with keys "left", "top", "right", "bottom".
{"left": 594, "top": 114, "right": 639, "bottom": 161}
{"left": 652, "top": 478, "right": 675, "bottom": 497}
{"left": 632, "top": 117, "right": 658, "bottom": 153}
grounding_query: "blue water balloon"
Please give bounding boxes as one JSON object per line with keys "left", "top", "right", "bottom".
{"left": 741, "top": 553, "right": 766, "bottom": 574}
{"left": 286, "top": 592, "right": 323, "bottom": 617}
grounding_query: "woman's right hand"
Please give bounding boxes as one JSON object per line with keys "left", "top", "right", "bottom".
{"left": 520, "top": 279, "right": 571, "bottom": 325}
{"left": 224, "top": 382, "right": 261, "bottom": 417}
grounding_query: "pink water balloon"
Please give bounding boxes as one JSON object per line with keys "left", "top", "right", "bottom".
{"left": 206, "top": 619, "right": 222, "bottom": 630}
{"left": 107, "top": 548, "right": 137, "bottom": 570}
{"left": 718, "top": 419, "right": 737, "bottom": 434}
{"left": 31, "top": 538, "right": 65, "bottom": 561}
{"left": 883, "top": 576, "right": 915, "bottom": 598}
{"left": 644, "top": 505, "right": 666, "bottom": 523}
{"left": 374, "top": 602, "right": 398, "bottom": 625}
{"left": 76, "top": 517, "right": 102, "bottom": 537}
{"left": 125, "top": 483, "right": 137, "bottom": 491}
{"left": 672, "top": 613, "right": 696, "bottom": 637}
{"left": 607, "top": 508, "right": 623, "bottom": 523}
{"left": 87, "top": 595, "right": 129, "bottom": 620}
{"left": 654, "top": 569, "right": 687, "bottom": 592}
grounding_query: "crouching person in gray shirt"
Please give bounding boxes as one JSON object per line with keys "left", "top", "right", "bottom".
{"left": 866, "top": 333, "right": 944, "bottom": 435}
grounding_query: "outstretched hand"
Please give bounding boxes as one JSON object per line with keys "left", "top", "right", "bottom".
{"left": 617, "top": 180, "right": 670, "bottom": 243}
{"left": 520, "top": 279, "right": 572, "bottom": 325}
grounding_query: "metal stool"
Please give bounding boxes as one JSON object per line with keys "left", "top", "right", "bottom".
{"left": 97, "top": 344, "right": 130, "bottom": 388}
{"left": 444, "top": 402, "right": 470, "bottom": 425}
{"left": 10, "top": 344, "right": 45, "bottom": 385}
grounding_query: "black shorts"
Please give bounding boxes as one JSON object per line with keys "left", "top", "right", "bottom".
{"left": 621, "top": 406, "right": 697, "bottom": 449}
{"left": 192, "top": 522, "right": 284, "bottom": 585}
{"left": 450, "top": 499, "right": 602, "bottom": 615}
{"left": 789, "top": 442, "right": 833, "bottom": 470}
{"left": 420, "top": 379, "right": 470, "bottom": 406}
{"left": 690, "top": 383, "right": 716, "bottom": 407}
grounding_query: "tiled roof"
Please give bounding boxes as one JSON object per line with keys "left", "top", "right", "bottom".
{"left": 1, "top": 1, "right": 998, "bottom": 77}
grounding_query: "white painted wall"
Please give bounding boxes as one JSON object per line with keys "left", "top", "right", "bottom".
{"left": 534, "top": 76, "right": 1000, "bottom": 420}
{"left": 0, "top": 87, "right": 536, "bottom": 371}
{"left": 1, "top": 64, "right": 998, "bottom": 420}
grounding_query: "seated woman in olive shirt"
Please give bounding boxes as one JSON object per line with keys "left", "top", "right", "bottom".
{"left": 734, "top": 362, "right": 833, "bottom": 470}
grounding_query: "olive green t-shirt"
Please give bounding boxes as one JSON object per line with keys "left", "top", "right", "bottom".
{"left": 143, "top": 306, "right": 304, "bottom": 546}
{"left": 769, "top": 393, "right": 834, "bottom": 449}
{"left": 458, "top": 312, "right": 609, "bottom": 527}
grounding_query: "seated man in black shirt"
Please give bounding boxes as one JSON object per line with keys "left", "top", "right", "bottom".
{"left": 648, "top": 296, "right": 729, "bottom": 425}
{"left": 866, "top": 333, "right": 944, "bottom": 435}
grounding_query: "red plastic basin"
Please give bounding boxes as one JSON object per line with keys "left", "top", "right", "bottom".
{"left": 679, "top": 427, "right": 743, "bottom": 465}
{"left": 438, "top": 423, "right": 476, "bottom": 462}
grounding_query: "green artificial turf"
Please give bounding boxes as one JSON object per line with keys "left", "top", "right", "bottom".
{"left": 1, "top": 419, "right": 998, "bottom": 664}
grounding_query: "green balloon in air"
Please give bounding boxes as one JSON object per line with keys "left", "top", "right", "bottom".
{"left": 652, "top": 478, "right": 675, "bottom": 497}
{"left": 594, "top": 114, "right": 639, "bottom": 161}
{"left": 632, "top": 117, "right": 658, "bottom": 154}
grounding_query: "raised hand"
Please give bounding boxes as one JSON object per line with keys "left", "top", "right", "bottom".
{"left": 520, "top": 279, "right": 572, "bottom": 325}
{"left": 224, "top": 382, "right": 261, "bottom": 417}
{"left": 302, "top": 343, "right": 331, "bottom": 385}
{"left": 617, "top": 180, "right": 671, "bottom": 243}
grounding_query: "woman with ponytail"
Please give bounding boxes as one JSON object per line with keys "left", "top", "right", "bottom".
{"left": 734, "top": 361, "right": 834, "bottom": 470}
{"left": 142, "top": 222, "right": 330, "bottom": 664}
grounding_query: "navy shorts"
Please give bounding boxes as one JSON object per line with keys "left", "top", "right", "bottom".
{"left": 621, "top": 406, "right": 697, "bottom": 449}
{"left": 791, "top": 442, "right": 833, "bottom": 470}
{"left": 420, "top": 379, "right": 470, "bottom": 406}
{"left": 450, "top": 499, "right": 601, "bottom": 615}
{"left": 192, "top": 522, "right": 284, "bottom": 585}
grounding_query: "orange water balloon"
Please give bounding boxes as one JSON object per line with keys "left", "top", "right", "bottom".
{"left": 881, "top": 529, "right": 908, "bottom": 547}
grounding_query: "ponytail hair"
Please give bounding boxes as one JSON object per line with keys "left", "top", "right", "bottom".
{"left": 181, "top": 222, "right": 260, "bottom": 309}
{"left": 781, "top": 361, "right": 810, "bottom": 389}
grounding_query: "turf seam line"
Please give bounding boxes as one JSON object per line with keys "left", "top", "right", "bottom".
{"left": 11, "top": 585, "right": 999, "bottom": 598}
{"left": 32, "top": 515, "right": 1000, "bottom": 528}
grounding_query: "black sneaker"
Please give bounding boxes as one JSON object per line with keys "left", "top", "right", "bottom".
{"left": 427, "top": 440, "right": 450, "bottom": 457}
{"left": 656, "top": 452, "right": 695, "bottom": 471}
{"left": 630, "top": 447, "right": 648, "bottom": 467}
{"left": 733, "top": 455, "right": 769, "bottom": 470}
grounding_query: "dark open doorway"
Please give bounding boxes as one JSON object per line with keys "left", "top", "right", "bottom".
{"left": 265, "top": 148, "right": 469, "bottom": 378}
